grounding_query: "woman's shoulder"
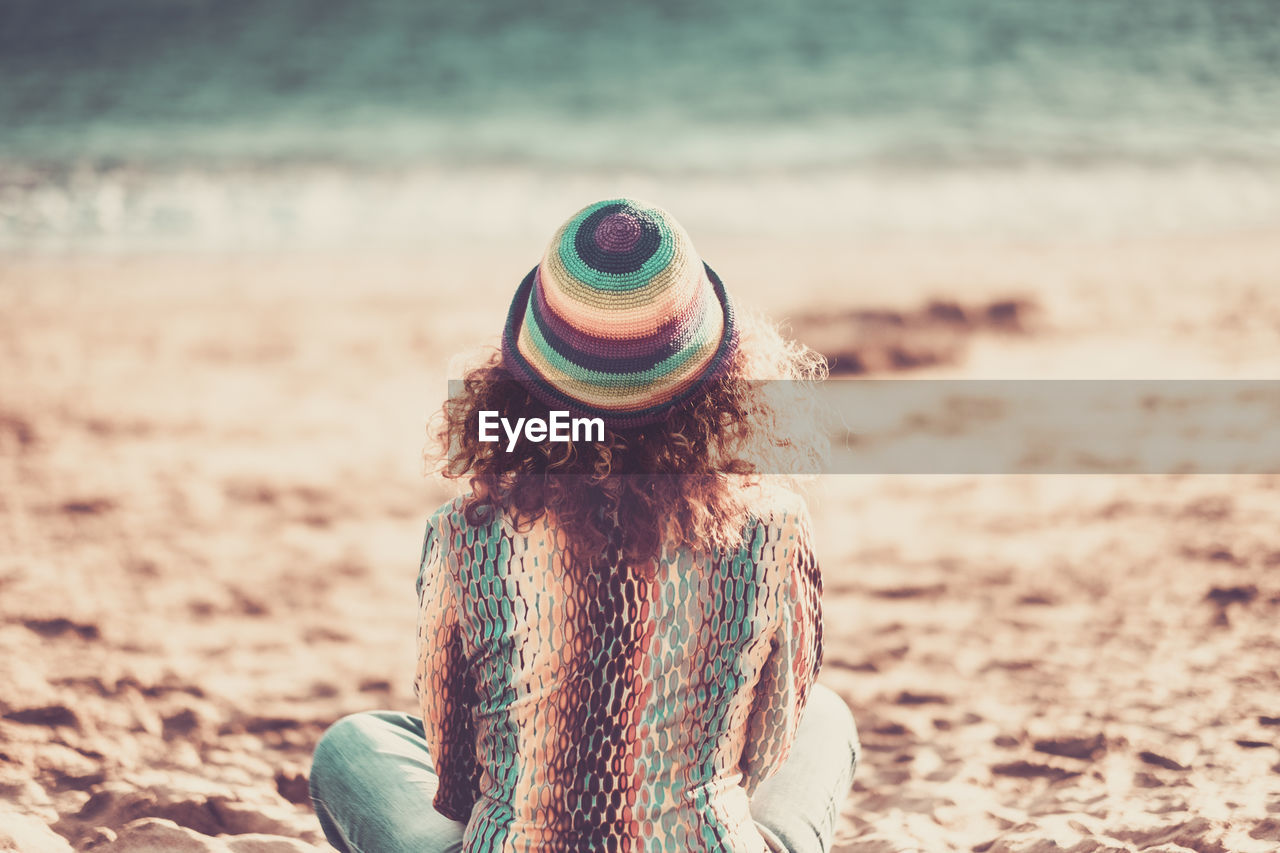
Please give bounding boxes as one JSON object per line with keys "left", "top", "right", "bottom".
{"left": 417, "top": 495, "right": 504, "bottom": 597}
{"left": 430, "top": 491, "right": 518, "bottom": 525}
{"left": 423, "top": 493, "right": 524, "bottom": 550}
{"left": 740, "top": 483, "right": 815, "bottom": 562}
{"left": 743, "top": 482, "right": 813, "bottom": 533}
{"left": 420, "top": 495, "right": 481, "bottom": 564}
{"left": 426, "top": 494, "right": 470, "bottom": 532}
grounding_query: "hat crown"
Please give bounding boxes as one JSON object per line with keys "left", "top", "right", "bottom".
{"left": 538, "top": 199, "right": 704, "bottom": 330}
{"left": 558, "top": 200, "right": 671, "bottom": 285}
{"left": 501, "top": 198, "right": 738, "bottom": 428}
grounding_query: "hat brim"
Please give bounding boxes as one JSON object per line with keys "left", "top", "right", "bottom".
{"left": 500, "top": 262, "right": 739, "bottom": 430}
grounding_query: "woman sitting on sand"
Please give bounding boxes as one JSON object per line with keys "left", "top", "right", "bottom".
{"left": 308, "top": 199, "right": 859, "bottom": 853}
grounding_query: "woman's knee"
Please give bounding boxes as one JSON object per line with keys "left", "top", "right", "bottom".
{"left": 311, "top": 712, "right": 385, "bottom": 792}
{"left": 806, "top": 684, "right": 860, "bottom": 775}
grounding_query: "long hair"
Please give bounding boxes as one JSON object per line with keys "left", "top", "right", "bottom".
{"left": 427, "top": 308, "right": 827, "bottom": 572}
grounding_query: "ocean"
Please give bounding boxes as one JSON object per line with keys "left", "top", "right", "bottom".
{"left": 3, "top": 0, "right": 1279, "bottom": 251}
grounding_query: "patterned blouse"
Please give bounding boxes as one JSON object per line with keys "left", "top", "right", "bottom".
{"left": 414, "top": 492, "right": 823, "bottom": 853}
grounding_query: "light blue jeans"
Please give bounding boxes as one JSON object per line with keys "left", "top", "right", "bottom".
{"left": 310, "top": 683, "right": 859, "bottom": 853}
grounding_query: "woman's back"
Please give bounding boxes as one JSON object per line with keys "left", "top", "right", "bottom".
{"left": 309, "top": 199, "right": 856, "bottom": 853}
{"left": 415, "top": 493, "right": 823, "bottom": 853}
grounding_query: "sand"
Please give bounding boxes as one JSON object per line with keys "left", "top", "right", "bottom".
{"left": 1, "top": 230, "right": 1278, "bottom": 852}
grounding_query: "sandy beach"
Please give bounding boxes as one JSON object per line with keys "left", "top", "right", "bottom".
{"left": 2, "top": 226, "right": 1278, "bottom": 852}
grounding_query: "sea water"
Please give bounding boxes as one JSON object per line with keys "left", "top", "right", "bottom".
{"left": 2, "top": 0, "right": 1278, "bottom": 250}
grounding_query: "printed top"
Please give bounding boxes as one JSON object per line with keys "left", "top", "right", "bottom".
{"left": 414, "top": 492, "right": 823, "bottom": 853}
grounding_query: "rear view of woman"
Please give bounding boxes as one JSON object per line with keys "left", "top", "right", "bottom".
{"left": 310, "top": 199, "right": 860, "bottom": 852}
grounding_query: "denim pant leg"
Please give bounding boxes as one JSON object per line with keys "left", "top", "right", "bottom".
{"left": 749, "top": 683, "right": 861, "bottom": 853}
{"left": 310, "top": 711, "right": 466, "bottom": 853}
{"left": 310, "top": 690, "right": 858, "bottom": 853}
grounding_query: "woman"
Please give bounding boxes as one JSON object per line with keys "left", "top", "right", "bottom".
{"left": 310, "top": 199, "right": 860, "bottom": 853}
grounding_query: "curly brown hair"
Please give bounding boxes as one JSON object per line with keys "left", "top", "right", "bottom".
{"left": 426, "top": 309, "right": 827, "bottom": 572}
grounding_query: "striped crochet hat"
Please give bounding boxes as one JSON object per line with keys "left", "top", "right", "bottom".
{"left": 501, "top": 198, "right": 738, "bottom": 429}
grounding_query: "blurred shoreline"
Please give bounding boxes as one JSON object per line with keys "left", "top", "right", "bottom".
{"left": 4, "top": 160, "right": 1280, "bottom": 254}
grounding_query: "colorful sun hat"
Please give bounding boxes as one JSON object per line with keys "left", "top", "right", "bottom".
{"left": 500, "top": 199, "right": 739, "bottom": 429}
